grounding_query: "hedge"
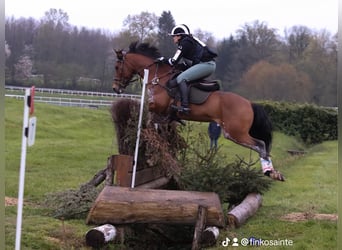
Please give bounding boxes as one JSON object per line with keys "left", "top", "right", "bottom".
{"left": 259, "top": 101, "right": 337, "bottom": 144}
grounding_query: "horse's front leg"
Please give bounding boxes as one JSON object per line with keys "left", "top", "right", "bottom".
{"left": 147, "top": 88, "right": 172, "bottom": 115}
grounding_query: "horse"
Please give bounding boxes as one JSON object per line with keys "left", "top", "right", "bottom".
{"left": 112, "top": 41, "right": 284, "bottom": 181}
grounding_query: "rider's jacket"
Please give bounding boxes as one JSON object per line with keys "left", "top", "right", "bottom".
{"left": 168, "top": 35, "right": 217, "bottom": 66}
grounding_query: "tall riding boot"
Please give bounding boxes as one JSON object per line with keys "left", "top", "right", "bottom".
{"left": 178, "top": 80, "right": 190, "bottom": 114}
{"left": 168, "top": 78, "right": 178, "bottom": 88}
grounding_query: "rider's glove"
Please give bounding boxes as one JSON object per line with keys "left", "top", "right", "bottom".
{"left": 156, "top": 57, "right": 172, "bottom": 65}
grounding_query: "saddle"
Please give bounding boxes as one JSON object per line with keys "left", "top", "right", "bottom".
{"left": 167, "top": 78, "right": 221, "bottom": 105}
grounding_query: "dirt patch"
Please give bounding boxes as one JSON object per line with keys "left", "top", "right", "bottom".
{"left": 5, "top": 196, "right": 18, "bottom": 206}
{"left": 280, "top": 212, "right": 338, "bottom": 222}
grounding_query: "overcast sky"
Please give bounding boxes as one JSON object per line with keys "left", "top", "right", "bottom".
{"left": 5, "top": 0, "right": 338, "bottom": 39}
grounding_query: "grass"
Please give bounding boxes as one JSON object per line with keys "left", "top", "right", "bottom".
{"left": 219, "top": 140, "right": 337, "bottom": 250}
{"left": 5, "top": 98, "right": 116, "bottom": 202}
{"left": 5, "top": 97, "right": 337, "bottom": 249}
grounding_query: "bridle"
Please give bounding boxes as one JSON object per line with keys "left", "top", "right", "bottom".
{"left": 113, "top": 52, "right": 141, "bottom": 91}
{"left": 113, "top": 51, "right": 177, "bottom": 93}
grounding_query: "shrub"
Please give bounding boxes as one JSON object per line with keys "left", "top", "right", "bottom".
{"left": 261, "top": 101, "right": 337, "bottom": 144}
{"left": 177, "top": 124, "right": 272, "bottom": 206}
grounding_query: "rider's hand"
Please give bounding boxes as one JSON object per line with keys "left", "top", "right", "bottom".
{"left": 175, "top": 62, "right": 189, "bottom": 71}
{"left": 155, "top": 57, "right": 169, "bottom": 64}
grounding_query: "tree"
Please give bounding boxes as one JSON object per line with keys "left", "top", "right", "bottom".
{"left": 238, "top": 60, "right": 312, "bottom": 102}
{"left": 236, "top": 20, "right": 280, "bottom": 63}
{"left": 192, "top": 29, "right": 216, "bottom": 48}
{"left": 42, "top": 8, "right": 70, "bottom": 30}
{"left": 5, "top": 41, "right": 11, "bottom": 81}
{"left": 285, "top": 25, "right": 312, "bottom": 63}
{"left": 5, "top": 17, "right": 38, "bottom": 82}
{"left": 5, "top": 41, "right": 11, "bottom": 58}
{"left": 34, "top": 9, "right": 70, "bottom": 64}
{"left": 14, "top": 55, "right": 33, "bottom": 81}
{"left": 215, "top": 36, "right": 241, "bottom": 90}
{"left": 123, "top": 11, "right": 158, "bottom": 43}
{"left": 295, "top": 30, "right": 337, "bottom": 106}
{"left": 157, "top": 11, "right": 175, "bottom": 57}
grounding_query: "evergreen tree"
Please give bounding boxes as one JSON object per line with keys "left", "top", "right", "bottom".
{"left": 157, "top": 11, "right": 176, "bottom": 57}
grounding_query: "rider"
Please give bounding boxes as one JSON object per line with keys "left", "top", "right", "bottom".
{"left": 158, "top": 24, "right": 217, "bottom": 114}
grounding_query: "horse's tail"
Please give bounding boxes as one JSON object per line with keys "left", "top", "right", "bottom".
{"left": 249, "top": 103, "right": 273, "bottom": 154}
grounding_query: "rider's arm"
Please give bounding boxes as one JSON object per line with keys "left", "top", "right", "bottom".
{"left": 168, "top": 48, "right": 182, "bottom": 66}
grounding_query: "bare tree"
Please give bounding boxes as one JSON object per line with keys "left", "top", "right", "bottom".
{"left": 284, "top": 25, "right": 312, "bottom": 63}
{"left": 296, "top": 29, "right": 337, "bottom": 106}
{"left": 14, "top": 55, "right": 33, "bottom": 80}
{"left": 5, "top": 41, "right": 11, "bottom": 58}
{"left": 237, "top": 20, "right": 280, "bottom": 61}
{"left": 42, "top": 8, "right": 70, "bottom": 30}
{"left": 123, "top": 11, "right": 158, "bottom": 43}
{"left": 192, "top": 29, "right": 216, "bottom": 48}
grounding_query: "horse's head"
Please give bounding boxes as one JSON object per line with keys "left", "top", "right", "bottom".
{"left": 112, "top": 42, "right": 171, "bottom": 94}
{"left": 112, "top": 49, "right": 136, "bottom": 94}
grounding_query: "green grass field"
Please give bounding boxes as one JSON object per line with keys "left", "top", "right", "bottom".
{"left": 5, "top": 97, "right": 337, "bottom": 249}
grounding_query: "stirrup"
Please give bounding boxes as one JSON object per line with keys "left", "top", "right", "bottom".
{"left": 180, "top": 107, "right": 190, "bottom": 115}
{"left": 171, "top": 104, "right": 191, "bottom": 114}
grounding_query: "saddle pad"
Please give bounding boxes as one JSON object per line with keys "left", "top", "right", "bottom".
{"left": 189, "top": 87, "right": 212, "bottom": 104}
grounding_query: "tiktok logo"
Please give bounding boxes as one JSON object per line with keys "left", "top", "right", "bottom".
{"left": 222, "top": 237, "right": 239, "bottom": 247}
{"left": 222, "top": 237, "right": 230, "bottom": 247}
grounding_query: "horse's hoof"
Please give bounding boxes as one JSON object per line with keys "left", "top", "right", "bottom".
{"left": 269, "top": 170, "right": 285, "bottom": 181}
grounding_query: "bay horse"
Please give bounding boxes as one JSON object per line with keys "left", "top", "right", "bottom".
{"left": 112, "top": 42, "right": 284, "bottom": 181}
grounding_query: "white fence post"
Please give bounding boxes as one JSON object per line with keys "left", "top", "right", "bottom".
{"left": 15, "top": 87, "right": 32, "bottom": 250}
{"left": 131, "top": 69, "right": 149, "bottom": 188}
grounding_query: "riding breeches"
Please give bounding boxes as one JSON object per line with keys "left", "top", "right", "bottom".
{"left": 176, "top": 60, "right": 216, "bottom": 83}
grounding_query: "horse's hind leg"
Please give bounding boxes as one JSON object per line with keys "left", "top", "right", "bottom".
{"left": 221, "top": 126, "right": 267, "bottom": 158}
{"left": 221, "top": 128, "right": 285, "bottom": 181}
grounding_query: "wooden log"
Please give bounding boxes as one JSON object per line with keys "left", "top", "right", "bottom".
{"left": 86, "top": 186, "right": 225, "bottom": 227}
{"left": 135, "top": 176, "right": 170, "bottom": 189}
{"left": 200, "top": 226, "right": 219, "bottom": 247}
{"left": 192, "top": 206, "right": 207, "bottom": 250}
{"left": 227, "top": 193, "right": 262, "bottom": 228}
{"left": 85, "top": 224, "right": 117, "bottom": 248}
{"left": 86, "top": 168, "right": 107, "bottom": 187}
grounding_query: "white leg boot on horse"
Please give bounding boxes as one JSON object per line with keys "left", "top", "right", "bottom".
{"left": 250, "top": 135, "right": 285, "bottom": 181}
{"left": 261, "top": 157, "right": 285, "bottom": 181}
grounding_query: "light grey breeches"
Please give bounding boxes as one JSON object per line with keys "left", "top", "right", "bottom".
{"left": 176, "top": 60, "right": 216, "bottom": 83}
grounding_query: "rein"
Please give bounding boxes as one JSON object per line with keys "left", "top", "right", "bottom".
{"left": 117, "top": 53, "right": 174, "bottom": 90}
{"left": 114, "top": 56, "right": 141, "bottom": 86}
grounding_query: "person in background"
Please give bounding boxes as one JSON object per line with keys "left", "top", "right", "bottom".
{"left": 208, "top": 121, "right": 221, "bottom": 150}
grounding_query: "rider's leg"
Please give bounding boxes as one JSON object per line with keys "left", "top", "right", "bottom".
{"left": 168, "top": 78, "right": 178, "bottom": 88}
{"left": 177, "top": 61, "right": 216, "bottom": 83}
{"left": 178, "top": 79, "right": 190, "bottom": 114}
{"left": 175, "top": 62, "right": 216, "bottom": 114}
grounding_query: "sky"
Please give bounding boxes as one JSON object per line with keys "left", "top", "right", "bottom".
{"left": 5, "top": 0, "right": 338, "bottom": 40}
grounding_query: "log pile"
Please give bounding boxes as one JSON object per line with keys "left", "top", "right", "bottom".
{"left": 83, "top": 99, "right": 265, "bottom": 249}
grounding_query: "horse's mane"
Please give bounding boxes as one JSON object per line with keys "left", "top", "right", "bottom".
{"left": 128, "top": 41, "right": 161, "bottom": 59}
